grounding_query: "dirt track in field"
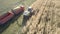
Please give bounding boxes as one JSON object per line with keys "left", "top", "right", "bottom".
{"left": 21, "top": 0, "right": 60, "bottom": 34}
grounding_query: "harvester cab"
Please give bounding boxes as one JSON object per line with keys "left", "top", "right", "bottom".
{"left": 23, "top": 7, "right": 33, "bottom": 17}
{"left": 28, "top": 7, "right": 33, "bottom": 13}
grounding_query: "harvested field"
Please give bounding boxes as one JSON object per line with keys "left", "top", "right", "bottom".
{"left": 21, "top": 0, "right": 60, "bottom": 34}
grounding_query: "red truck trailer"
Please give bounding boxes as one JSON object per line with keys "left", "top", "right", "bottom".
{"left": 0, "top": 5, "right": 24, "bottom": 25}
{"left": 0, "top": 11, "right": 14, "bottom": 25}
{"left": 12, "top": 5, "right": 24, "bottom": 14}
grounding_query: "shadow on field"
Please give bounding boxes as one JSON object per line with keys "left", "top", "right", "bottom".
{"left": 0, "top": 12, "right": 23, "bottom": 34}
{"left": 22, "top": 16, "right": 30, "bottom": 26}
{"left": 22, "top": 11, "right": 35, "bottom": 26}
